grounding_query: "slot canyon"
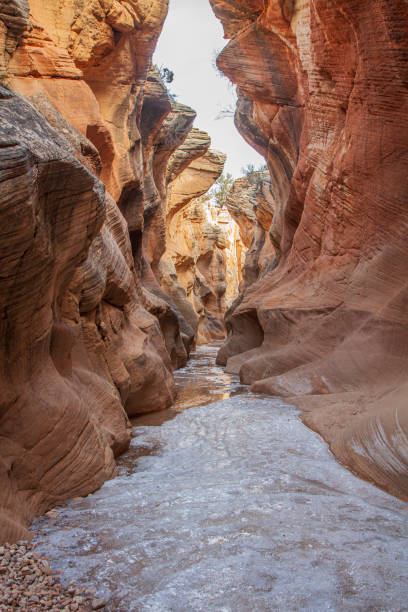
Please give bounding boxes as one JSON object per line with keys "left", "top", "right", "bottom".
{"left": 0, "top": 0, "right": 407, "bottom": 610}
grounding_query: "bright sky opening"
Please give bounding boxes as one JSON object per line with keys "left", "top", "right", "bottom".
{"left": 153, "top": 0, "right": 265, "bottom": 178}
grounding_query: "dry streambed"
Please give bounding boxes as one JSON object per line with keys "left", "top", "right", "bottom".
{"left": 4, "top": 346, "right": 408, "bottom": 611}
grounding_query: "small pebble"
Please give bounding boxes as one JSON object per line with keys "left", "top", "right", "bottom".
{"left": 45, "top": 509, "right": 59, "bottom": 519}
{"left": 92, "top": 598, "right": 106, "bottom": 610}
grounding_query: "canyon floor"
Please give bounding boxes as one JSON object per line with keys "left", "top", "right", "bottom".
{"left": 31, "top": 345, "right": 408, "bottom": 612}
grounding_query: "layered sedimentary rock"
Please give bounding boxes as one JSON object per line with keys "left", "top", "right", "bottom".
{"left": 212, "top": 0, "right": 408, "bottom": 499}
{"left": 1, "top": 87, "right": 127, "bottom": 543}
{"left": 212, "top": 206, "right": 245, "bottom": 309}
{"left": 0, "top": 0, "right": 29, "bottom": 78}
{"left": 6, "top": 0, "right": 193, "bottom": 365}
{"left": 0, "top": 0, "right": 196, "bottom": 543}
{"left": 162, "top": 141, "right": 229, "bottom": 344}
{"left": 226, "top": 170, "right": 277, "bottom": 291}
{"left": 138, "top": 84, "right": 201, "bottom": 368}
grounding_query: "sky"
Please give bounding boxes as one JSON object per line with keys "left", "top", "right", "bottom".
{"left": 153, "top": 0, "right": 264, "bottom": 178}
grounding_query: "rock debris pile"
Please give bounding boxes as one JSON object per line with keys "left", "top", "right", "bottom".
{"left": 0, "top": 542, "right": 104, "bottom": 611}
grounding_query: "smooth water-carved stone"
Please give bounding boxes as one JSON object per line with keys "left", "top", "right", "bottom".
{"left": 212, "top": 0, "right": 408, "bottom": 499}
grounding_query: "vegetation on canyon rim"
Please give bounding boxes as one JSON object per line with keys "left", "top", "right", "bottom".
{"left": 196, "top": 171, "right": 235, "bottom": 209}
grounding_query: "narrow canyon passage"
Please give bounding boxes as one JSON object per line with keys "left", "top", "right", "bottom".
{"left": 32, "top": 345, "right": 408, "bottom": 612}
{"left": 1, "top": 1, "right": 408, "bottom": 610}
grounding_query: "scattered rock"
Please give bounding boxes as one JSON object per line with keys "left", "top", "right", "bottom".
{"left": 0, "top": 541, "right": 101, "bottom": 611}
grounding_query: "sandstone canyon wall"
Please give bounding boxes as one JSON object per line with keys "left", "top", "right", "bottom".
{"left": 211, "top": 0, "right": 408, "bottom": 500}
{"left": 0, "top": 0, "right": 233, "bottom": 543}
{"left": 162, "top": 144, "right": 234, "bottom": 345}
{"left": 0, "top": 0, "right": 177, "bottom": 544}
{"left": 226, "top": 170, "right": 277, "bottom": 293}
{"left": 214, "top": 204, "right": 245, "bottom": 310}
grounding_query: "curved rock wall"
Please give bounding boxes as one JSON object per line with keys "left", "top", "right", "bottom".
{"left": 211, "top": 0, "right": 408, "bottom": 499}
{"left": 160, "top": 138, "right": 248, "bottom": 346}
{"left": 0, "top": 0, "right": 180, "bottom": 544}
{"left": 0, "top": 0, "right": 233, "bottom": 542}
{"left": 226, "top": 170, "right": 278, "bottom": 292}
{"left": 215, "top": 206, "right": 245, "bottom": 310}
{"left": 0, "top": 87, "right": 127, "bottom": 543}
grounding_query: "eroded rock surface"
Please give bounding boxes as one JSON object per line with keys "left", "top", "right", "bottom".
{"left": 0, "top": 0, "right": 233, "bottom": 543}
{"left": 161, "top": 142, "right": 249, "bottom": 346}
{"left": 0, "top": 86, "right": 123, "bottom": 544}
{"left": 162, "top": 143, "right": 231, "bottom": 345}
{"left": 212, "top": 0, "right": 408, "bottom": 499}
{"left": 226, "top": 170, "right": 277, "bottom": 292}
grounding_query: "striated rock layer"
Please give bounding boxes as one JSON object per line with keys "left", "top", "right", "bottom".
{"left": 163, "top": 143, "right": 230, "bottom": 345}
{"left": 215, "top": 205, "right": 245, "bottom": 310}
{"left": 0, "top": 0, "right": 179, "bottom": 544}
{"left": 226, "top": 170, "right": 277, "bottom": 292}
{"left": 0, "top": 0, "right": 232, "bottom": 543}
{"left": 212, "top": 0, "right": 408, "bottom": 499}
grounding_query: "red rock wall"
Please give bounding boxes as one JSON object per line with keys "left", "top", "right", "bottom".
{"left": 0, "top": 0, "right": 182, "bottom": 543}
{"left": 226, "top": 170, "right": 278, "bottom": 292}
{"left": 0, "top": 0, "right": 230, "bottom": 543}
{"left": 162, "top": 143, "right": 228, "bottom": 345}
{"left": 0, "top": 87, "right": 123, "bottom": 542}
{"left": 211, "top": 0, "right": 408, "bottom": 499}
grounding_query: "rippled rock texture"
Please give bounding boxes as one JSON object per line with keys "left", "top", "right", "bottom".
{"left": 226, "top": 170, "right": 278, "bottom": 292}
{"left": 161, "top": 141, "right": 232, "bottom": 345}
{"left": 0, "top": 0, "right": 226, "bottom": 543}
{"left": 212, "top": 0, "right": 408, "bottom": 499}
{"left": 0, "top": 85, "right": 122, "bottom": 544}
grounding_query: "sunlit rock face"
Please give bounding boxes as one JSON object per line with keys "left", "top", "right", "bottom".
{"left": 7, "top": 0, "right": 169, "bottom": 200}
{"left": 0, "top": 0, "right": 187, "bottom": 543}
{"left": 138, "top": 87, "right": 202, "bottom": 369}
{"left": 211, "top": 0, "right": 408, "bottom": 499}
{"left": 226, "top": 170, "right": 278, "bottom": 292}
{"left": 213, "top": 205, "right": 245, "bottom": 310}
{"left": 162, "top": 142, "right": 230, "bottom": 345}
{"left": 0, "top": 0, "right": 29, "bottom": 78}
{"left": 6, "top": 1, "right": 188, "bottom": 368}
